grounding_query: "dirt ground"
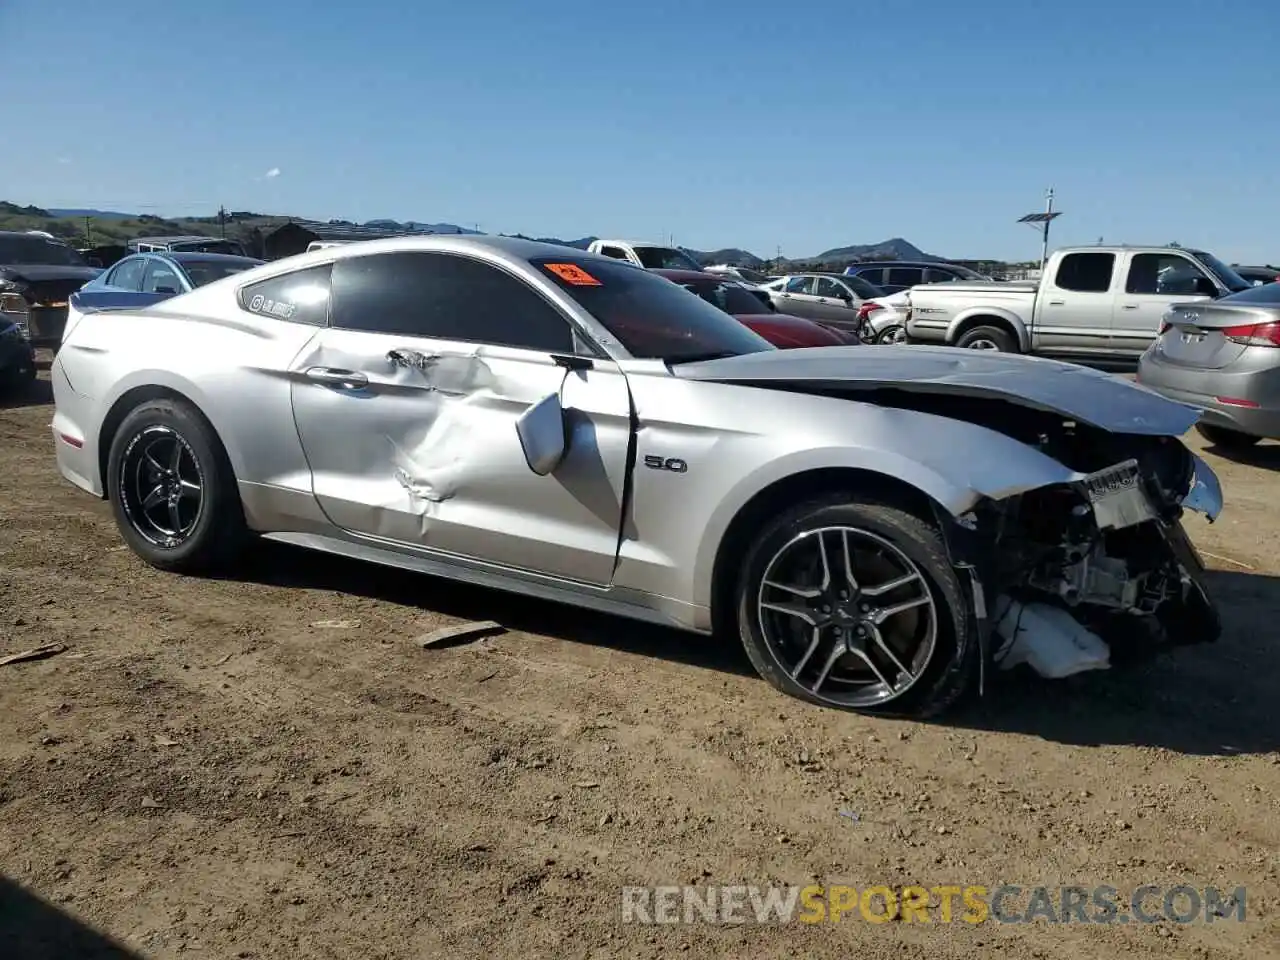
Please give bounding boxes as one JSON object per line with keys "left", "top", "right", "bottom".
{"left": 2, "top": 370, "right": 1278, "bottom": 960}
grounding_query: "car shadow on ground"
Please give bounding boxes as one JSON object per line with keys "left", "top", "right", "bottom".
{"left": 0, "top": 377, "right": 53, "bottom": 410}
{"left": 235, "top": 545, "right": 1278, "bottom": 756}
{"left": 235, "top": 540, "right": 758, "bottom": 678}
{"left": 943, "top": 569, "right": 1280, "bottom": 757}
{"left": 0, "top": 875, "right": 141, "bottom": 959}
{"left": 1199, "top": 438, "right": 1280, "bottom": 470}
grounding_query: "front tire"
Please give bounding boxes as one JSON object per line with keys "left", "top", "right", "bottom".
{"left": 1196, "top": 423, "right": 1262, "bottom": 450}
{"left": 954, "top": 325, "right": 1017, "bottom": 352}
{"left": 106, "top": 398, "right": 246, "bottom": 573}
{"left": 734, "top": 497, "right": 978, "bottom": 718}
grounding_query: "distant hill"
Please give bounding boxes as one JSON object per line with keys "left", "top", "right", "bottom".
{"left": 50, "top": 208, "right": 136, "bottom": 221}
{"left": 3, "top": 201, "right": 960, "bottom": 270}
{"left": 363, "top": 219, "right": 482, "bottom": 235}
{"left": 694, "top": 248, "right": 764, "bottom": 268}
{"left": 813, "top": 237, "right": 939, "bottom": 262}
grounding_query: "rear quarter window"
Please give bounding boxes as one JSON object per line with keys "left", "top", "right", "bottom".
{"left": 238, "top": 263, "right": 333, "bottom": 325}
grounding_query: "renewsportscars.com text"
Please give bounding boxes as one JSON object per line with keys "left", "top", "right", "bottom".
{"left": 620, "top": 884, "right": 1247, "bottom": 925}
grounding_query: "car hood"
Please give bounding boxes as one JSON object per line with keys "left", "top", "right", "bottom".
{"left": 0, "top": 264, "right": 102, "bottom": 284}
{"left": 672, "top": 344, "right": 1202, "bottom": 436}
{"left": 734, "top": 312, "right": 849, "bottom": 347}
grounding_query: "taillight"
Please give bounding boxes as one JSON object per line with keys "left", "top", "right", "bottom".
{"left": 1158, "top": 321, "right": 1171, "bottom": 336}
{"left": 856, "top": 302, "right": 883, "bottom": 323}
{"left": 1222, "top": 320, "right": 1280, "bottom": 347}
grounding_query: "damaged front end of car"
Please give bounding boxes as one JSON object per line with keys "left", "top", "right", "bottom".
{"left": 943, "top": 426, "right": 1223, "bottom": 690}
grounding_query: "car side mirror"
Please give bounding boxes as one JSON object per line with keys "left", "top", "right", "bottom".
{"left": 155, "top": 285, "right": 179, "bottom": 295}
{"left": 1192, "top": 277, "right": 1218, "bottom": 297}
{"left": 750, "top": 289, "right": 774, "bottom": 311}
{"left": 516, "top": 391, "right": 568, "bottom": 476}
{"left": 838, "top": 292, "right": 853, "bottom": 304}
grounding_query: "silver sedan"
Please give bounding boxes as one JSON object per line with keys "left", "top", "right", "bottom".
{"left": 1138, "top": 282, "right": 1280, "bottom": 449}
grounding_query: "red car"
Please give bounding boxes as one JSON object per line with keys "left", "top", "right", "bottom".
{"left": 651, "top": 268, "right": 858, "bottom": 348}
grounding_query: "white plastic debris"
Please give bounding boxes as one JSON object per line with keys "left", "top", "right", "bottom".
{"left": 992, "top": 597, "right": 1111, "bottom": 679}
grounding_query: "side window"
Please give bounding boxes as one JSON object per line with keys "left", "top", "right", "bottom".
{"left": 887, "top": 267, "right": 924, "bottom": 288}
{"left": 784, "top": 276, "right": 813, "bottom": 294}
{"left": 142, "top": 261, "right": 183, "bottom": 294}
{"left": 238, "top": 263, "right": 333, "bottom": 325}
{"left": 814, "top": 277, "right": 845, "bottom": 299}
{"left": 924, "top": 267, "right": 958, "bottom": 284}
{"left": 599, "top": 246, "right": 629, "bottom": 260}
{"left": 1125, "top": 253, "right": 1213, "bottom": 296}
{"left": 330, "top": 252, "right": 574, "bottom": 352}
{"left": 853, "top": 267, "right": 883, "bottom": 285}
{"left": 1054, "top": 252, "right": 1115, "bottom": 293}
{"left": 109, "top": 258, "right": 146, "bottom": 291}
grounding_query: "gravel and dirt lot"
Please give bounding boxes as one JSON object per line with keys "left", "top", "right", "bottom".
{"left": 2, "top": 371, "right": 1278, "bottom": 959}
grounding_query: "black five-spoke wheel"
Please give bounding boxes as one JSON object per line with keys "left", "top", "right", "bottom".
{"left": 119, "top": 425, "right": 205, "bottom": 547}
{"left": 106, "top": 398, "right": 246, "bottom": 572}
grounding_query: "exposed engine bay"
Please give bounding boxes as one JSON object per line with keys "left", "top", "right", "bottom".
{"left": 926, "top": 395, "right": 1222, "bottom": 679}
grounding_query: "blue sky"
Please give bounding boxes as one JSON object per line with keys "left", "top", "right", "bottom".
{"left": 3, "top": 0, "right": 1276, "bottom": 261}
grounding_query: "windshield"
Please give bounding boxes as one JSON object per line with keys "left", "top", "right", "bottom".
{"left": 0, "top": 235, "right": 88, "bottom": 266}
{"left": 533, "top": 256, "right": 774, "bottom": 362}
{"left": 633, "top": 246, "right": 703, "bottom": 271}
{"left": 680, "top": 278, "right": 771, "bottom": 315}
{"left": 840, "top": 274, "right": 885, "bottom": 298}
{"left": 182, "top": 259, "right": 261, "bottom": 287}
{"left": 1188, "top": 250, "right": 1251, "bottom": 293}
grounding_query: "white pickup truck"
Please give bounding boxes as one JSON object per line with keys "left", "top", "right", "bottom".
{"left": 904, "top": 244, "right": 1254, "bottom": 360}
{"left": 587, "top": 239, "right": 704, "bottom": 271}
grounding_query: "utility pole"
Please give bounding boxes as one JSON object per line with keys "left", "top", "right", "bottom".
{"left": 217, "top": 205, "right": 229, "bottom": 239}
{"left": 84, "top": 217, "right": 92, "bottom": 246}
{"left": 1017, "top": 187, "right": 1063, "bottom": 272}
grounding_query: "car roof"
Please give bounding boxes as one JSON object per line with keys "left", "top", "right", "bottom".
{"left": 254, "top": 233, "right": 624, "bottom": 274}
{"left": 847, "top": 260, "right": 946, "bottom": 269}
{"left": 650, "top": 268, "right": 719, "bottom": 282}
{"left": 0, "top": 230, "right": 73, "bottom": 242}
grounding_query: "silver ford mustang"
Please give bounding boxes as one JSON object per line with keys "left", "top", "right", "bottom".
{"left": 50, "top": 236, "right": 1225, "bottom": 717}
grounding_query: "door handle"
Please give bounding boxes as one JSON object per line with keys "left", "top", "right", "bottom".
{"left": 305, "top": 366, "right": 368, "bottom": 388}
{"left": 1121, "top": 304, "right": 1139, "bottom": 310}
{"left": 1047, "top": 299, "right": 1065, "bottom": 306}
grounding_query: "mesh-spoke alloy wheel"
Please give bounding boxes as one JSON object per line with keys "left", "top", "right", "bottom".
{"left": 756, "top": 525, "right": 937, "bottom": 709}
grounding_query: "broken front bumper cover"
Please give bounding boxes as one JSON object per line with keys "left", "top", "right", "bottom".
{"left": 1181, "top": 453, "right": 1224, "bottom": 523}
{"left": 989, "top": 452, "right": 1224, "bottom": 682}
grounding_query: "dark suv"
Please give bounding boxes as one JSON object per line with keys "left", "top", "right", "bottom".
{"left": 843, "top": 260, "right": 990, "bottom": 295}
{"left": 0, "top": 232, "right": 102, "bottom": 350}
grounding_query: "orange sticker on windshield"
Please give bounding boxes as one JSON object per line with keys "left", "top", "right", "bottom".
{"left": 544, "top": 263, "right": 602, "bottom": 286}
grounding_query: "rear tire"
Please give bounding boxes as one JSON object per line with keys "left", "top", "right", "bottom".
{"left": 1196, "top": 423, "right": 1262, "bottom": 450}
{"left": 954, "top": 324, "right": 1017, "bottom": 352}
{"left": 875, "top": 325, "right": 907, "bottom": 345}
{"left": 106, "top": 398, "right": 247, "bottom": 573}
{"left": 734, "top": 496, "right": 978, "bottom": 718}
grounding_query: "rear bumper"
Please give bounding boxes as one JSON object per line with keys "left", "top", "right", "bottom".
{"left": 1138, "top": 351, "right": 1280, "bottom": 439}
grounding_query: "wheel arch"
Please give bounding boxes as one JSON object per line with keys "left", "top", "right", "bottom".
{"left": 97, "top": 381, "right": 226, "bottom": 498}
{"left": 946, "top": 310, "right": 1027, "bottom": 351}
{"left": 705, "top": 465, "right": 955, "bottom": 640}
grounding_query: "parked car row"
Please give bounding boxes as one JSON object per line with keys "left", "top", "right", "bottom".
{"left": 47, "top": 235, "right": 1226, "bottom": 720}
